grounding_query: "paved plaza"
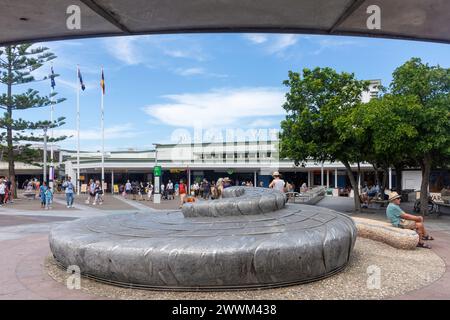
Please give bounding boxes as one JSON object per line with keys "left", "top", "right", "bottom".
{"left": 1, "top": 194, "right": 450, "bottom": 300}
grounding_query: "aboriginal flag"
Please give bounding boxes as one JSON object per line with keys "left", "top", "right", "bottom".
{"left": 100, "top": 68, "right": 105, "bottom": 95}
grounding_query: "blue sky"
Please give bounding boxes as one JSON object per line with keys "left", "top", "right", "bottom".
{"left": 14, "top": 33, "right": 450, "bottom": 151}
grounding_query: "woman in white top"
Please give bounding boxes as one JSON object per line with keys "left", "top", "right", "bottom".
{"left": 269, "top": 171, "right": 286, "bottom": 192}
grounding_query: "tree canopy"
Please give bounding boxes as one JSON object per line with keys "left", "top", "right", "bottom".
{"left": 0, "top": 44, "right": 67, "bottom": 195}
{"left": 280, "top": 58, "right": 449, "bottom": 214}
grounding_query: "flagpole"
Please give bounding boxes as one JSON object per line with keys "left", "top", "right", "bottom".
{"left": 101, "top": 67, "right": 105, "bottom": 191}
{"left": 49, "top": 85, "right": 54, "bottom": 189}
{"left": 76, "top": 65, "right": 80, "bottom": 195}
{"left": 49, "top": 64, "right": 54, "bottom": 190}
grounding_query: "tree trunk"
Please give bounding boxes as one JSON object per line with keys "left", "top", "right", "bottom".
{"left": 357, "top": 162, "right": 361, "bottom": 192}
{"left": 394, "top": 164, "right": 403, "bottom": 194}
{"left": 372, "top": 164, "right": 380, "bottom": 185}
{"left": 382, "top": 167, "right": 388, "bottom": 191}
{"left": 420, "top": 156, "right": 432, "bottom": 215}
{"left": 343, "top": 160, "right": 361, "bottom": 212}
{"left": 6, "top": 46, "right": 16, "bottom": 198}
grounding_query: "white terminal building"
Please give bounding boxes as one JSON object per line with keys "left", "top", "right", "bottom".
{"left": 1, "top": 80, "right": 448, "bottom": 192}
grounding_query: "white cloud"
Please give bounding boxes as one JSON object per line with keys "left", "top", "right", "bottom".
{"left": 163, "top": 48, "right": 206, "bottom": 61}
{"left": 142, "top": 87, "right": 286, "bottom": 128}
{"left": 248, "top": 119, "right": 274, "bottom": 128}
{"left": 174, "top": 67, "right": 205, "bottom": 76}
{"left": 53, "top": 123, "right": 138, "bottom": 141}
{"left": 312, "top": 38, "right": 357, "bottom": 55}
{"left": 243, "top": 34, "right": 269, "bottom": 44}
{"left": 267, "top": 34, "right": 299, "bottom": 54}
{"left": 172, "top": 67, "right": 228, "bottom": 78}
{"left": 104, "top": 36, "right": 143, "bottom": 65}
{"left": 243, "top": 34, "right": 299, "bottom": 55}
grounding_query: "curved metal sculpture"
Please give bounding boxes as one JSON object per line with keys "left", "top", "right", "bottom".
{"left": 49, "top": 187, "right": 357, "bottom": 290}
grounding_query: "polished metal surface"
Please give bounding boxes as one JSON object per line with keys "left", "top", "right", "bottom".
{"left": 49, "top": 187, "right": 357, "bottom": 290}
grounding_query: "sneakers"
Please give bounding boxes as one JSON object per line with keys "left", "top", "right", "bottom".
{"left": 67, "top": 205, "right": 70, "bottom": 208}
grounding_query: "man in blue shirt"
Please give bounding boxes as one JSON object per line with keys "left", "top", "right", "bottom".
{"left": 386, "top": 191, "right": 434, "bottom": 249}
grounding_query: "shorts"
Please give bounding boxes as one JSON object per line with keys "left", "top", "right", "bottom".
{"left": 126, "top": 190, "right": 131, "bottom": 194}
{"left": 399, "top": 219, "right": 416, "bottom": 229}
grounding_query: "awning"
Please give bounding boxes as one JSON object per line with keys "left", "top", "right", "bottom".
{"left": 1, "top": 0, "right": 449, "bottom": 45}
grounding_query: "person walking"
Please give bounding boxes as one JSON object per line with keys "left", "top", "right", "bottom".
{"left": 45, "top": 187, "right": 53, "bottom": 210}
{"left": 125, "top": 180, "right": 132, "bottom": 198}
{"left": 174, "top": 182, "right": 179, "bottom": 197}
{"left": 93, "top": 180, "right": 103, "bottom": 205}
{"left": 179, "top": 179, "right": 187, "bottom": 208}
{"left": 62, "top": 177, "right": 75, "bottom": 208}
{"left": 202, "top": 179, "right": 210, "bottom": 200}
{"left": 0, "top": 178, "right": 6, "bottom": 206}
{"left": 39, "top": 181, "right": 48, "bottom": 209}
{"left": 167, "top": 180, "right": 174, "bottom": 200}
{"left": 4, "top": 177, "right": 12, "bottom": 203}
{"left": 86, "top": 179, "right": 96, "bottom": 204}
{"left": 146, "top": 181, "right": 153, "bottom": 201}
{"left": 138, "top": 182, "right": 145, "bottom": 201}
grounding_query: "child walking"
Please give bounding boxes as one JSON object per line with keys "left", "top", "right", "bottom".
{"left": 45, "top": 187, "right": 53, "bottom": 210}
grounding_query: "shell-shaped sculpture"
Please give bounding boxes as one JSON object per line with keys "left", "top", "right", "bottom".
{"left": 49, "top": 187, "right": 357, "bottom": 290}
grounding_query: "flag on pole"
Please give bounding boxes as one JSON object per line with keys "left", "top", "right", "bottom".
{"left": 100, "top": 68, "right": 105, "bottom": 95}
{"left": 50, "top": 66, "right": 56, "bottom": 89}
{"left": 77, "top": 67, "right": 86, "bottom": 91}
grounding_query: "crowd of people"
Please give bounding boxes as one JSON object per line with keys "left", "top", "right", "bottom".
{"left": 116, "top": 172, "right": 306, "bottom": 209}
{"left": 2, "top": 172, "right": 307, "bottom": 210}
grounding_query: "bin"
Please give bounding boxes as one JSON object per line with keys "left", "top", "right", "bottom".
{"left": 401, "top": 189, "right": 414, "bottom": 202}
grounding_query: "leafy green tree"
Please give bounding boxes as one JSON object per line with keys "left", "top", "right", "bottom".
{"left": 390, "top": 58, "right": 450, "bottom": 214}
{"left": 345, "top": 94, "right": 422, "bottom": 192}
{"left": 280, "top": 67, "right": 369, "bottom": 212}
{"left": 0, "top": 44, "right": 67, "bottom": 197}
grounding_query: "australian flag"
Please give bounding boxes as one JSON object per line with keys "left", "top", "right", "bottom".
{"left": 77, "top": 67, "right": 86, "bottom": 91}
{"left": 50, "top": 66, "right": 56, "bottom": 89}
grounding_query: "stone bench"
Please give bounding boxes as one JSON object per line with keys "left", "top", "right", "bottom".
{"left": 434, "top": 201, "right": 450, "bottom": 216}
{"left": 352, "top": 217, "right": 419, "bottom": 250}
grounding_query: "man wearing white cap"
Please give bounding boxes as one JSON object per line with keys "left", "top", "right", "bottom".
{"left": 386, "top": 191, "right": 434, "bottom": 249}
{"left": 269, "top": 171, "right": 286, "bottom": 193}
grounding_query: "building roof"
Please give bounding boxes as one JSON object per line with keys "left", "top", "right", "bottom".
{"left": 1, "top": 0, "right": 449, "bottom": 46}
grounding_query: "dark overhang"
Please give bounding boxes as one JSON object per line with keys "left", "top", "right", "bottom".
{"left": 1, "top": 0, "right": 449, "bottom": 45}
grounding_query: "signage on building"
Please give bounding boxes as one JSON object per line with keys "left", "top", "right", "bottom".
{"left": 227, "top": 169, "right": 234, "bottom": 175}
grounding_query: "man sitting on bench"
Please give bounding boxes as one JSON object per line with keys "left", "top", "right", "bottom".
{"left": 386, "top": 191, "right": 434, "bottom": 249}
{"left": 361, "top": 183, "right": 381, "bottom": 208}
